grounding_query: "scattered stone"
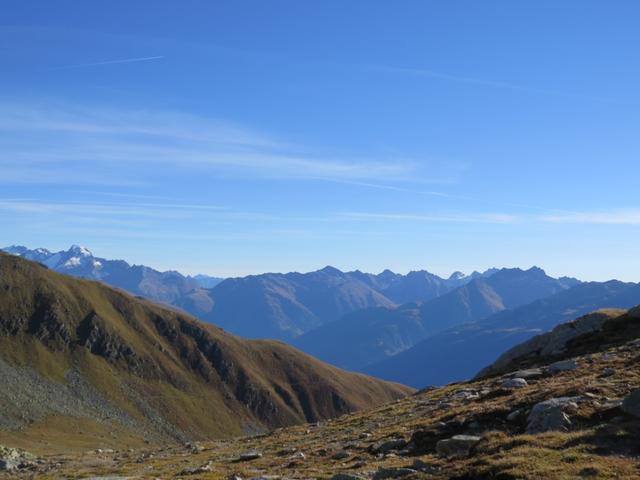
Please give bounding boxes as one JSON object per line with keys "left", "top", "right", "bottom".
{"left": 372, "top": 438, "right": 406, "bottom": 453}
{"left": 331, "top": 450, "right": 351, "bottom": 460}
{"left": 359, "top": 432, "right": 373, "bottom": 439}
{"left": 526, "top": 397, "right": 579, "bottom": 433}
{"left": 372, "top": 467, "right": 418, "bottom": 479}
{"left": 600, "top": 368, "right": 615, "bottom": 378}
{"left": 411, "top": 459, "right": 439, "bottom": 473}
{"left": 451, "top": 390, "right": 479, "bottom": 401}
{"left": 0, "top": 446, "right": 35, "bottom": 472}
{"left": 621, "top": 389, "right": 640, "bottom": 418}
{"left": 180, "top": 461, "right": 214, "bottom": 475}
{"left": 289, "top": 451, "right": 306, "bottom": 460}
{"left": 435, "top": 435, "right": 481, "bottom": 458}
{"left": 331, "top": 474, "right": 366, "bottom": 480}
{"left": 95, "top": 448, "right": 115, "bottom": 454}
{"left": 507, "top": 409, "right": 523, "bottom": 422}
{"left": 501, "top": 378, "right": 528, "bottom": 389}
{"left": 238, "top": 450, "right": 262, "bottom": 461}
{"left": 547, "top": 359, "right": 578, "bottom": 374}
{"left": 511, "top": 368, "right": 545, "bottom": 380}
{"left": 227, "top": 475, "right": 243, "bottom": 480}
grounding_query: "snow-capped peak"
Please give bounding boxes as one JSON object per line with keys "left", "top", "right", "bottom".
{"left": 68, "top": 245, "right": 92, "bottom": 257}
{"left": 448, "top": 271, "right": 467, "bottom": 281}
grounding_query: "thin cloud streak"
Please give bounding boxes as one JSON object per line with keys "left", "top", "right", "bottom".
{"left": 540, "top": 209, "right": 640, "bottom": 225}
{"left": 369, "top": 64, "right": 603, "bottom": 100}
{"left": 0, "top": 103, "right": 455, "bottom": 184}
{"left": 338, "top": 211, "right": 520, "bottom": 224}
{"left": 55, "top": 56, "right": 165, "bottom": 69}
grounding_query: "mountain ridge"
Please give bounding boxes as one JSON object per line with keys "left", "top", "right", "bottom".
{"left": 293, "top": 266, "right": 579, "bottom": 370}
{"left": 0, "top": 253, "right": 411, "bottom": 448}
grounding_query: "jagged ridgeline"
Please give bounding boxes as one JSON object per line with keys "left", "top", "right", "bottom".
{"left": 0, "top": 253, "right": 411, "bottom": 448}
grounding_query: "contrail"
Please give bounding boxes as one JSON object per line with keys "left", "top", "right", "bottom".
{"left": 55, "top": 56, "right": 164, "bottom": 69}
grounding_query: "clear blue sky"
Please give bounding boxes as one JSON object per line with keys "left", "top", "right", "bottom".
{"left": 1, "top": 1, "right": 639, "bottom": 280}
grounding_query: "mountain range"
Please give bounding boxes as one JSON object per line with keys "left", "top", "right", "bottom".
{"left": 293, "top": 267, "right": 580, "bottom": 370}
{"left": 365, "top": 279, "right": 640, "bottom": 387}
{"left": 0, "top": 252, "right": 410, "bottom": 445}
{"left": 3, "top": 245, "right": 498, "bottom": 341}
{"left": 2, "top": 245, "right": 223, "bottom": 305}
{"left": 9, "top": 244, "right": 640, "bottom": 392}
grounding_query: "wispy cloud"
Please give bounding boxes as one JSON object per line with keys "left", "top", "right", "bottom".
{"left": 368, "top": 64, "right": 601, "bottom": 100}
{"left": 55, "top": 56, "right": 165, "bottom": 69}
{"left": 338, "top": 211, "right": 520, "bottom": 224}
{"left": 0, "top": 102, "right": 457, "bottom": 186}
{"left": 540, "top": 209, "right": 640, "bottom": 225}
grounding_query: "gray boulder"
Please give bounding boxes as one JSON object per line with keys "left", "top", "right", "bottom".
{"left": 238, "top": 450, "right": 262, "bottom": 461}
{"left": 501, "top": 378, "right": 528, "bottom": 389}
{"left": 511, "top": 368, "right": 545, "bottom": 380}
{"left": 526, "top": 397, "right": 579, "bottom": 434}
{"left": 435, "top": 435, "right": 481, "bottom": 458}
{"left": 372, "top": 438, "right": 407, "bottom": 454}
{"left": 547, "top": 359, "right": 578, "bottom": 374}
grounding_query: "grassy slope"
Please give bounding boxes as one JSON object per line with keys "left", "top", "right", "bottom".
{"left": 0, "top": 253, "right": 411, "bottom": 451}
{"left": 15, "top": 305, "right": 640, "bottom": 478}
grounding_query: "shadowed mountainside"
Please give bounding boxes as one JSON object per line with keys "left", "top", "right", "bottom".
{"left": 365, "top": 280, "right": 640, "bottom": 387}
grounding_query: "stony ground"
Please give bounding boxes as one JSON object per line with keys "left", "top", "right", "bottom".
{"left": 4, "top": 338, "right": 640, "bottom": 479}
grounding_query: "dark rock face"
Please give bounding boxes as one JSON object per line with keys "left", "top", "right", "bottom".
{"left": 621, "top": 389, "right": 640, "bottom": 418}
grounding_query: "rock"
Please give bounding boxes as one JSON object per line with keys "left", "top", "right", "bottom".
{"left": 372, "top": 439, "right": 406, "bottom": 453}
{"left": 0, "top": 458, "right": 19, "bottom": 471}
{"left": 547, "top": 359, "right": 578, "bottom": 374}
{"left": 526, "top": 397, "right": 579, "bottom": 433}
{"left": 435, "top": 435, "right": 482, "bottom": 458}
{"left": 228, "top": 476, "right": 244, "bottom": 480}
{"left": 451, "top": 390, "right": 479, "bottom": 401}
{"left": 180, "top": 461, "right": 214, "bottom": 475}
{"left": 0, "top": 446, "right": 35, "bottom": 472}
{"left": 372, "top": 467, "right": 417, "bottom": 479}
{"left": 501, "top": 378, "right": 528, "bottom": 389}
{"left": 289, "top": 451, "right": 306, "bottom": 460}
{"left": 506, "top": 409, "right": 522, "bottom": 422}
{"left": 331, "top": 450, "right": 351, "bottom": 460}
{"left": 621, "top": 389, "right": 640, "bottom": 418}
{"left": 331, "top": 473, "right": 364, "bottom": 480}
{"left": 411, "top": 459, "right": 439, "bottom": 473}
{"left": 331, "top": 474, "right": 366, "bottom": 480}
{"left": 238, "top": 450, "right": 262, "bottom": 461}
{"left": 511, "top": 368, "right": 545, "bottom": 380}
{"left": 600, "top": 368, "right": 615, "bottom": 378}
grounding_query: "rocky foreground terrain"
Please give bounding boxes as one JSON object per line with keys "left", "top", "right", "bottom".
{"left": 3, "top": 307, "right": 640, "bottom": 479}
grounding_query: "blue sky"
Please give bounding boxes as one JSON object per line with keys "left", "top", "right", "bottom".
{"left": 1, "top": 1, "right": 639, "bottom": 280}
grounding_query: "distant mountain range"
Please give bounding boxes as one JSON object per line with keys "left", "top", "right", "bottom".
{"left": 364, "top": 279, "right": 640, "bottom": 387}
{"left": 3, "top": 245, "right": 500, "bottom": 341}
{"left": 10, "top": 244, "right": 638, "bottom": 390}
{"left": 293, "top": 267, "right": 580, "bottom": 370}
{"left": 3, "top": 244, "right": 223, "bottom": 305}
{"left": 0, "top": 252, "right": 410, "bottom": 443}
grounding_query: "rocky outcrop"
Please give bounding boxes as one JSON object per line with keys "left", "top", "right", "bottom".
{"left": 477, "top": 308, "right": 632, "bottom": 378}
